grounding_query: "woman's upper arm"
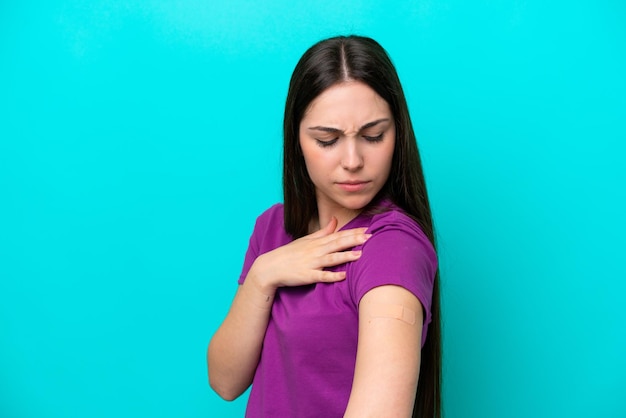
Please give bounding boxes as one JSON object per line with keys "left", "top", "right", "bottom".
{"left": 344, "top": 284, "right": 424, "bottom": 418}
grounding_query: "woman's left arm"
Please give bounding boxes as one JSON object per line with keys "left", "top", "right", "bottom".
{"left": 344, "top": 284, "right": 423, "bottom": 418}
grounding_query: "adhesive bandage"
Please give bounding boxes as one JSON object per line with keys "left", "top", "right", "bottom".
{"left": 369, "top": 303, "right": 417, "bottom": 325}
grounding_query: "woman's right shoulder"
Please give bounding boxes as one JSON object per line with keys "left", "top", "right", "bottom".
{"left": 248, "top": 203, "right": 291, "bottom": 253}
{"left": 250, "top": 203, "right": 285, "bottom": 236}
{"left": 255, "top": 203, "right": 284, "bottom": 224}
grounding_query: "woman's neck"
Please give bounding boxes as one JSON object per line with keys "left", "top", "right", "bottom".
{"left": 310, "top": 207, "right": 361, "bottom": 233}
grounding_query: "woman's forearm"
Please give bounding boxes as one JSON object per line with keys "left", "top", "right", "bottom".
{"left": 207, "top": 268, "right": 275, "bottom": 400}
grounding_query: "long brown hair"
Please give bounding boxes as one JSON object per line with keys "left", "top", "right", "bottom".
{"left": 282, "top": 35, "right": 442, "bottom": 418}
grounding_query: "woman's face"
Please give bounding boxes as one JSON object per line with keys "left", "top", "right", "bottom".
{"left": 299, "top": 81, "right": 395, "bottom": 219}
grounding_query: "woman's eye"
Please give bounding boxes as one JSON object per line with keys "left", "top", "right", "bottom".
{"left": 364, "top": 134, "right": 384, "bottom": 143}
{"left": 315, "top": 138, "right": 338, "bottom": 148}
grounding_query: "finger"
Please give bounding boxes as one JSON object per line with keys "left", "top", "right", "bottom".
{"left": 320, "top": 250, "right": 363, "bottom": 267}
{"left": 327, "top": 216, "right": 339, "bottom": 233}
{"left": 317, "top": 227, "right": 369, "bottom": 246}
{"left": 309, "top": 216, "right": 338, "bottom": 239}
{"left": 322, "top": 232, "right": 371, "bottom": 253}
{"left": 333, "top": 227, "right": 370, "bottom": 238}
{"left": 313, "top": 270, "right": 347, "bottom": 283}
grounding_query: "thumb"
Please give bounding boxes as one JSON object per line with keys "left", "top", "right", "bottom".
{"left": 310, "top": 216, "right": 338, "bottom": 238}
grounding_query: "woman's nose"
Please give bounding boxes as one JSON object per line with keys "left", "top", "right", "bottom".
{"left": 340, "top": 141, "right": 364, "bottom": 171}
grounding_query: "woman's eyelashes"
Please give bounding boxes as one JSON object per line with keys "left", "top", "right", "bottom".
{"left": 364, "top": 133, "right": 384, "bottom": 143}
{"left": 314, "top": 133, "right": 384, "bottom": 148}
{"left": 315, "top": 138, "right": 338, "bottom": 148}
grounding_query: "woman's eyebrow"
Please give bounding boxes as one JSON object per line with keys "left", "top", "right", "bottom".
{"left": 307, "top": 126, "right": 342, "bottom": 133}
{"left": 360, "top": 118, "right": 390, "bottom": 130}
{"left": 307, "top": 118, "right": 390, "bottom": 133}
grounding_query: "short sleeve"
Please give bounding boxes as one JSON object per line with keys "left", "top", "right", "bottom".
{"left": 238, "top": 221, "right": 261, "bottom": 285}
{"left": 348, "top": 211, "right": 438, "bottom": 334}
{"left": 237, "top": 204, "right": 288, "bottom": 285}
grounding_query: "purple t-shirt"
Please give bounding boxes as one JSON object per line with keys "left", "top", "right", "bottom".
{"left": 238, "top": 202, "right": 437, "bottom": 418}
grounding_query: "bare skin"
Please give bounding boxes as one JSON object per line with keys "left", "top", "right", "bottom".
{"left": 344, "top": 285, "right": 423, "bottom": 417}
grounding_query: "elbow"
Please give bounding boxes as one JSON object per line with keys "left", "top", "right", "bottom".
{"left": 207, "top": 363, "right": 246, "bottom": 401}
{"left": 209, "top": 377, "right": 244, "bottom": 401}
{"left": 206, "top": 342, "right": 250, "bottom": 401}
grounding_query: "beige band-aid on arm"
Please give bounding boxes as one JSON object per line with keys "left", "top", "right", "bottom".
{"left": 369, "top": 303, "right": 417, "bottom": 325}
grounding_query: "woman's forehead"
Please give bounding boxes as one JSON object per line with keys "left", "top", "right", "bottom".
{"left": 301, "top": 81, "right": 392, "bottom": 127}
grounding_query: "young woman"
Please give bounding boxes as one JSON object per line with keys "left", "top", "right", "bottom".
{"left": 208, "top": 35, "right": 441, "bottom": 418}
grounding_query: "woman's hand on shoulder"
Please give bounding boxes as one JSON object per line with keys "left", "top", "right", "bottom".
{"left": 247, "top": 216, "right": 370, "bottom": 292}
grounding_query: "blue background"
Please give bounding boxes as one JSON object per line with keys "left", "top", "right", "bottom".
{"left": 1, "top": 1, "right": 625, "bottom": 417}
